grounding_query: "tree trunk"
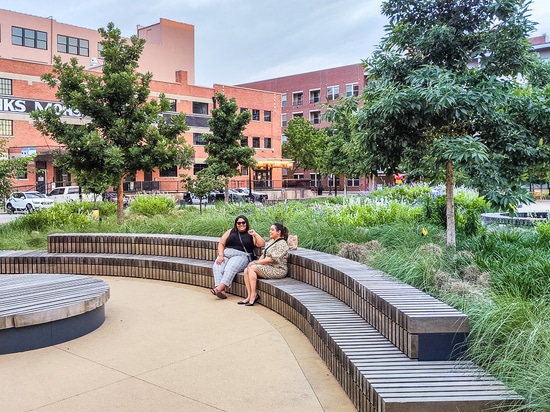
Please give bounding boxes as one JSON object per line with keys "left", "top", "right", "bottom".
{"left": 446, "top": 160, "right": 456, "bottom": 248}
{"left": 117, "top": 176, "right": 125, "bottom": 224}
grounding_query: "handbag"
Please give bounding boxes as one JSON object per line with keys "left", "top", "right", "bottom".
{"left": 238, "top": 232, "right": 258, "bottom": 261}
{"left": 287, "top": 234, "right": 298, "bottom": 250}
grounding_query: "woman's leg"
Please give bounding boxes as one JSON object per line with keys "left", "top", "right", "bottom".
{"left": 212, "top": 259, "right": 226, "bottom": 288}
{"left": 242, "top": 267, "right": 251, "bottom": 303}
{"left": 221, "top": 255, "right": 249, "bottom": 289}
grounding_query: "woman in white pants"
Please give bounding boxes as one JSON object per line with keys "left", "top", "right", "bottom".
{"left": 211, "top": 215, "right": 265, "bottom": 299}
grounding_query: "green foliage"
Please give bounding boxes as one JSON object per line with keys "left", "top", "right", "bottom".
{"left": 283, "top": 117, "right": 328, "bottom": 174}
{"left": 0, "top": 138, "right": 34, "bottom": 201}
{"left": 535, "top": 220, "right": 550, "bottom": 244}
{"left": 182, "top": 168, "right": 225, "bottom": 212}
{"left": 128, "top": 195, "right": 176, "bottom": 217}
{"left": 360, "top": 0, "right": 550, "bottom": 246}
{"left": 31, "top": 22, "right": 193, "bottom": 223}
{"left": 202, "top": 92, "right": 255, "bottom": 183}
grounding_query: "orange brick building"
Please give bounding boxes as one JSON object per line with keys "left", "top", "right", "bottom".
{"left": 0, "top": 9, "right": 286, "bottom": 195}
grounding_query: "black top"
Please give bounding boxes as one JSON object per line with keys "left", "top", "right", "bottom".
{"left": 226, "top": 230, "right": 254, "bottom": 253}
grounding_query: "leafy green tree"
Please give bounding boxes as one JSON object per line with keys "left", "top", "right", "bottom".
{"left": 322, "top": 97, "right": 367, "bottom": 194}
{"left": 0, "top": 138, "right": 34, "bottom": 202}
{"left": 202, "top": 92, "right": 255, "bottom": 201}
{"left": 182, "top": 168, "right": 225, "bottom": 213}
{"left": 32, "top": 23, "right": 193, "bottom": 223}
{"left": 282, "top": 117, "right": 326, "bottom": 176}
{"left": 356, "top": 0, "right": 550, "bottom": 246}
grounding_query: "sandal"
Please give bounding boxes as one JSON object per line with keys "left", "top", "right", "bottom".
{"left": 216, "top": 290, "right": 227, "bottom": 299}
{"left": 210, "top": 288, "right": 217, "bottom": 295}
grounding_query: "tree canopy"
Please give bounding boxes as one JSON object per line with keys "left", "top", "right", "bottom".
{"left": 354, "top": 0, "right": 550, "bottom": 246}
{"left": 32, "top": 22, "right": 193, "bottom": 223}
{"left": 202, "top": 92, "right": 255, "bottom": 201}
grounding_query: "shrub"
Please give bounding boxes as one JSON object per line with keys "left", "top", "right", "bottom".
{"left": 129, "top": 195, "right": 176, "bottom": 217}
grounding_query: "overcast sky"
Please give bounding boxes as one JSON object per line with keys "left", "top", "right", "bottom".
{"left": 7, "top": 1, "right": 550, "bottom": 86}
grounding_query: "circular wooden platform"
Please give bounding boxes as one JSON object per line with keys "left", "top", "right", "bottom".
{"left": 0, "top": 273, "right": 110, "bottom": 354}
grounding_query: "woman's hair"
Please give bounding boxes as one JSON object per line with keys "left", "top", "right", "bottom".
{"left": 273, "top": 222, "right": 289, "bottom": 240}
{"left": 232, "top": 215, "right": 250, "bottom": 232}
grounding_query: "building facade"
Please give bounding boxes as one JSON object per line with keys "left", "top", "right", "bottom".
{"left": 239, "top": 64, "right": 390, "bottom": 192}
{"left": 0, "top": 9, "right": 285, "bottom": 196}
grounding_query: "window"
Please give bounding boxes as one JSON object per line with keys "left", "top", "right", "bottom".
{"left": 0, "top": 78, "right": 13, "bottom": 95}
{"left": 57, "top": 35, "right": 89, "bottom": 56}
{"left": 264, "top": 110, "right": 271, "bottom": 122}
{"left": 310, "top": 173, "right": 322, "bottom": 186}
{"left": 252, "top": 109, "right": 260, "bottom": 121}
{"left": 12, "top": 26, "right": 47, "bottom": 50}
{"left": 241, "top": 137, "right": 248, "bottom": 147}
{"left": 327, "top": 86, "right": 339, "bottom": 100}
{"left": 347, "top": 177, "right": 360, "bottom": 187}
{"left": 252, "top": 137, "right": 260, "bottom": 148}
{"left": 282, "top": 94, "right": 287, "bottom": 107}
{"left": 160, "top": 166, "right": 178, "bottom": 177}
{"left": 193, "top": 163, "right": 208, "bottom": 175}
{"left": 309, "top": 89, "right": 320, "bottom": 104}
{"left": 0, "top": 120, "right": 13, "bottom": 136}
{"left": 193, "top": 133, "right": 206, "bottom": 145}
{"left": 346, "top": 83, "right": 359, "bottom": 98}
{"left": 310, "top": 111, "right": 321, "bottom": 125}
{"left": 167, "top": 99, "right": 177, "bottom": 112}
{"left": 292, "top": 92, "right": 303, "bottom": 106}
{"left": 282, "top": 113, "right": 287, "bottom": 127}
{"left": 292, "top": 112, "right": 303, "bottom": 118}
{"left": 192, "top": 101, "right": 208, "bottom": 115}
{"left": 264, "top": 137, "right": 272, "bottom": 149}
{"left": 282, "top": 134, "right": 287, "bottom": 144}
{"left": 240, "top": 107, "right": 248, "bottom": 113}
{"left": 293, "top": 173, "right": 304, "bottom": 180}
{"left": 17, "top": 167, "right": 28, "bottom": 180}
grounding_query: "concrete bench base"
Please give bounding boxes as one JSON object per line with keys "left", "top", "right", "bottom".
{"left": 0, "top": 273, "right": 110, "bottom": 354}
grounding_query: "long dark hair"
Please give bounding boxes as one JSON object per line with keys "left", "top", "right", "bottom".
{"left": 232, "top": 215, "right": 250, "bottom": 232}
{"left": 273, "top": 222, "right": 289, "bottom": 240}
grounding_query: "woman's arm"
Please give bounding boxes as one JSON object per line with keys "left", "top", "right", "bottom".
{"left": 249, "top": 229, "right": 266, "bottom": 247}
{"left": 216, "top": 229, "right": 231, "bottom": 262}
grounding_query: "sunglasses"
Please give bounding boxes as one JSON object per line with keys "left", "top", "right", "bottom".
{"left": 236, "top": 221, "right": 247, "bottom": 225}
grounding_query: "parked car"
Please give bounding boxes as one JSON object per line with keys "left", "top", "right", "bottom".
{"left": 5, "top": 191, "right": 54, "bottom": 213}
{"left": 48, "top": 186, "right": 100, "bottom": 203}
{"left": 233, "top": 188, "right": 268, "bottom": 202}
{"left": 103, "top": 191, "right": 130, "bottom": 207}
{"left": 208, "top": 190, "right": 226, "bottom": 203}
{"left": 183, "top": 192, "right": 206, "bottom": 205}
{"left": 228, "top": 189, "right": 248, "bottom": 202}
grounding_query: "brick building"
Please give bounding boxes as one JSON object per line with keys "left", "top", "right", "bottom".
{"left": 0, "top": 9, "right": 286, "bottom": 196}
{"left": 239, "top": 64, "right": 389, "bottom": 192}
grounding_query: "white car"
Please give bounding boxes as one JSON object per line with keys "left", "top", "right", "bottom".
{"left": 5, "top": 191, "right": 54, "bottom": 213}
{"left": 48, "top": 186, "right": 100, "bottom": 203}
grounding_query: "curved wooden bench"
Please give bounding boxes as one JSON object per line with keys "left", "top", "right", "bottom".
{"left": 0, "top": 234, "right": 522, "bottom": 411}
{"left": 0, "top": 273, "right": 109, "bottom": 354}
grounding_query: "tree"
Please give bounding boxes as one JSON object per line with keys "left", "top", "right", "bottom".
{"left": 282, "top": 117, "right": 326, "bottom": 176}
{"left": 202, "top": 92, "right": 255, "bottom": 201}
{"left": 356, "top": 0, "right": 550, "bottom": 246}
{"left": 182, "top": 168, "right": 225, "bottom": 213}
{"left": 323, "top": 97, "right": 367, "bottom": 194}
{"left": 32, "top": 23, "right": 194, "bottom": 223}
{"left": 0, "top": 138, "right": 34, "bottom": 201}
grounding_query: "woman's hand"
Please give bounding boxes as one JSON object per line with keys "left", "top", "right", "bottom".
{"left": 215, "top": 255, "right": 225, "bottom": 264}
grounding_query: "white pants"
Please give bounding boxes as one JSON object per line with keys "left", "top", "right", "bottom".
{"left": 212, "top": 248, "right": 250, "bottom": 288}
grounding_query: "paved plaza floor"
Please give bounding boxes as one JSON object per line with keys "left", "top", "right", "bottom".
{"left": 0, "top": 276, "right": 355, "bottom": 412}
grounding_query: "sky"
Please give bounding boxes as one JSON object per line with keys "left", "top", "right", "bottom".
{"left": 7, "top": 0, "right": 550, "bottom": 86}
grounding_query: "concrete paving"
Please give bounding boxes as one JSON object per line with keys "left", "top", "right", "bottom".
{"left": 0, "top": 276, "right": 355, "bottom": 412}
